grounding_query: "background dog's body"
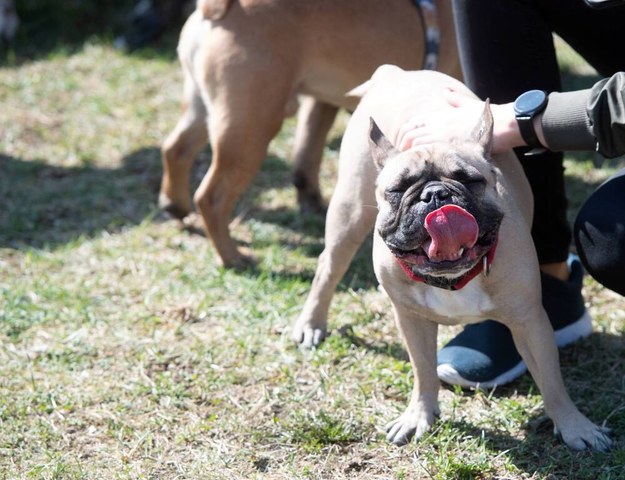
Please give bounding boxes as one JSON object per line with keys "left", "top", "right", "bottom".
{"left": 293, "top": 65, "right": 611, "bottom": 451}
{"left": 159, "top": 0, "right": 460, "bottom": 268}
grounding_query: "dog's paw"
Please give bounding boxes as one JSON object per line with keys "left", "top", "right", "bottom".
{"left": 385, "top": 407, "right": 437, "bottom": 446}
{"left": 218, "top": 247, "right": 258, "bottom": 271}
{"left": 297, "top": 191, "right": 327, "bottom": 216}
{"left": 158, "top": 192, "right": 192, "bottom": 220}
{"left": 555, "top": 418, "right": 612, "bottom": 452}
{"left": 291, "top": 320, "right": 327, "bottom": 349}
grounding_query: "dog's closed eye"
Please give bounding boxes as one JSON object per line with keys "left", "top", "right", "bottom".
{"left": 448, "top": 169, "right": 485, "bottom": 186}
{"left": 386, "top": 175, "right": 421, "bottom": 196}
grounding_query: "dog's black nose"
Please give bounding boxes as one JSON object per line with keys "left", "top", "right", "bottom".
{"left": 420, "top": 183, "right": 450, "bottom": 205}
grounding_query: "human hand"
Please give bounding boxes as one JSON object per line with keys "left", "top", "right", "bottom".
{"left": 396, "top": 88, "right": 522, "bottom": 154}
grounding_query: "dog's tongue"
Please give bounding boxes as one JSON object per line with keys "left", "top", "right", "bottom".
{"left": 424, "top": 205, "right": 479, "bottom": 261}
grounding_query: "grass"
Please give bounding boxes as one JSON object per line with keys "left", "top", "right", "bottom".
{"left": 1, "top": 3, "right": 624, "bottom": 479}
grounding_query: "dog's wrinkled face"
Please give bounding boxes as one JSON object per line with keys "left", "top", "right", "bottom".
{"left": 370, "top": 105, "right": 504, "bottom": 287}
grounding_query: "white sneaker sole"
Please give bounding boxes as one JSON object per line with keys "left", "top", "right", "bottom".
{"left": 437, "top": 311, "right": 593, "bottom": 389}
{"left": 554, "top": 309, "right": 593, "bottom": 347}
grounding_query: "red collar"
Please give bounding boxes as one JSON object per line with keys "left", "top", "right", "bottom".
{"left": 396, "top": 236, "right": 498, "bottom": 290}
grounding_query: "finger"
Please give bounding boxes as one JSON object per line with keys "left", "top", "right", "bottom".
{"left": 444, "top": 89, "right": 464, "bottom": 108}
{"left": 444, "top": 87, "right": 475, "bottom": 108}
{"left": 399, "top": 131, "right": 439, "bottom": 151}
{"left": 397, "top": 121, "right": 425, "bottom": 150}
{"left": 398, "top": 130, "right": 422, "bottom": 151}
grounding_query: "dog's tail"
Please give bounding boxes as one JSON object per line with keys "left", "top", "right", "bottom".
{"left": 346, "top": 80, "right": 372, "bottom": 100}
{"left": 197, "top": 0, "right": 235, "bottom": 20}
{"left": 346, "top": 64, "right": 405, "bottom": 100}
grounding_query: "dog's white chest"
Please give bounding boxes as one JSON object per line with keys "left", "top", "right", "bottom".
{"left": 415, "top": 280, "right": 494, "bottom": 322}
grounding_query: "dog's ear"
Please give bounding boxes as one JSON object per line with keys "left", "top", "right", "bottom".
{"left": 369, "top": 117, "right": 399, "bottom": 170}
{"left": 470, "top": 98, "right": 494, "bottom": 153}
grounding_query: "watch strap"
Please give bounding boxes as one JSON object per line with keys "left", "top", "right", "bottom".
{"left": 517, "top": 115, "right": 542, "bottom": 148}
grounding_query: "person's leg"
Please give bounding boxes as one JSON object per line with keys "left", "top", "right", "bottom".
{"left": 438, "top": 0, "right": 587, "bottom": 387}
{"left": 543, "top": 0, "right": 625, "bottom": 79}
{"left": 574, "top": 169, "right": 625, "bottom": 297}
{"left": 453, "top": 0, "right": 570, "bottom": 268}
{"left": 546, "top": 1, "right": 625, "bottom": 297}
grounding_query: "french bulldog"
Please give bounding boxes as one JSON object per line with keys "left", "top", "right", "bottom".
{"left": 159, "top": 0, "right": 460, "bottom": 268}
{"left": 293, "top": 65, "right": 611, "bottom": 451}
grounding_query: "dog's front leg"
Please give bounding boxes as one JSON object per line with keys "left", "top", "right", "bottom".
{"left": 292, "top": 198, "right": 376, "bottom": 347}
{"left": 509, "top": 308, "right": 612, "bottom": 452}
{"left": 385, "top": 305, "right": 440, "bottom": 446}
{"left": 292, "top": 150, "right": 378, "bottom": 348}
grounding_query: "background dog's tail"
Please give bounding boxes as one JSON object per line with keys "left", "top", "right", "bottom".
{"left": 198, "top": 0, "right": 234, "bottom": 20}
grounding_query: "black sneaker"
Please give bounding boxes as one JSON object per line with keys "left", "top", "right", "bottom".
{"left": 436, "top": 254, "right": 593, "bottom": 388}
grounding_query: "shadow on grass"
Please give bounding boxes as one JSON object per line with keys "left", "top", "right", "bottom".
{"left": 344, "top": 324, "right": 624, "bottom": 409}
{"left": 0, "top": 144, "right": 363, "bottom": 270}
{"left": 422, "top": 406, "right": 623, "bottom": 479}
{"left": 342, "top": 326, "right": 624, "bottom": 476}
{"left": 0, "top": 149, "right": 162, "bottom": 249}
{"left": 453, "top": 334, "right": 623, "bottom": 470}
{"left": 0, "top": 142, "right": 316, "bottom": 247}
{"left": 453, "top": 359, "right": 625, "bottom": 476}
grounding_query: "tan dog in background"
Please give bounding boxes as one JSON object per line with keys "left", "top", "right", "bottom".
{"left": 292, "top": 65, "right": 611, "bottom": 451}
{"left": 159, "top": 0, "right": 460, "bottom": 268}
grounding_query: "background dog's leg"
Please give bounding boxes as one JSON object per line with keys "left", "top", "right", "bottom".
{"left": 159, "top": 74, "right": 208, "bottom": 220}
{"left": 290, "top": 96, "right": 338, "bottom": 214}
{"left": 193, "top": 89, "right": 287, "bottom": 268}
{"left": 385, "top": 306, "right": 439, "bottom": 446}
{"left": 510, "top": 309, "right": 612, "bottom": 451}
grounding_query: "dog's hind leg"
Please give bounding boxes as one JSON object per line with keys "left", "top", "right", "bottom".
{"left": 290, "top": 96, "right": 339, "bottom": 214}
{"left": 193, "top": 88, "right": 287, "bottom": 269}
{"left": 160, "top": 74, "right": 208, "bottom": 219}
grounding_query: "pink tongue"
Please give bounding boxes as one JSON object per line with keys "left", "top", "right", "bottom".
{"left": 424, "top": 205, "right": 479, "bottom": 261}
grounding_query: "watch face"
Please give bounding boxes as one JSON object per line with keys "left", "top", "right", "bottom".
{"left": 514, "top": 89, "right": 548, "bottom": 116}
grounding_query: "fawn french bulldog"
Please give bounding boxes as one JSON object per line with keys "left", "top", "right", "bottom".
{"left": 293, "top": 65, "right": 611, "bottom": 451}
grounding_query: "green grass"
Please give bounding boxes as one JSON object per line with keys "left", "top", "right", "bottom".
{"left": 1, "top": 4, "right": 624, "bottom": 479}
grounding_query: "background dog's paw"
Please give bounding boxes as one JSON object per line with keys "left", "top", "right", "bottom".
{"left": 556, "top": 420, "right": 612, "bottom": 452}
{"left": 297, "top": 191, "right": 327, "bottom": 216}
{"left": 158, "top": 192, "right": 192, "bottom": 220}
{"left": 218, "top": 246, "right": 258, "bottom": 271}
{"left": 384, "top": 408, "right": 436, "bottom": 446}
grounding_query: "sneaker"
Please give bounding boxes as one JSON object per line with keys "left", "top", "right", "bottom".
{"left": 436, "top": 254, "right": 593, "bottom": 389}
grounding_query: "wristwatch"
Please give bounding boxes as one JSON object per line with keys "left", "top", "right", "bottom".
{"left": 514, "top": 89, "right": 548, "bottom": 149}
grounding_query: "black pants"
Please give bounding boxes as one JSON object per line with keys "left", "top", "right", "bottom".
{"left": 451, "top": 0, "right": 625, "bottom": 269}
{"left": 575, "top": 169, "right": 625, "bottom": 296}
